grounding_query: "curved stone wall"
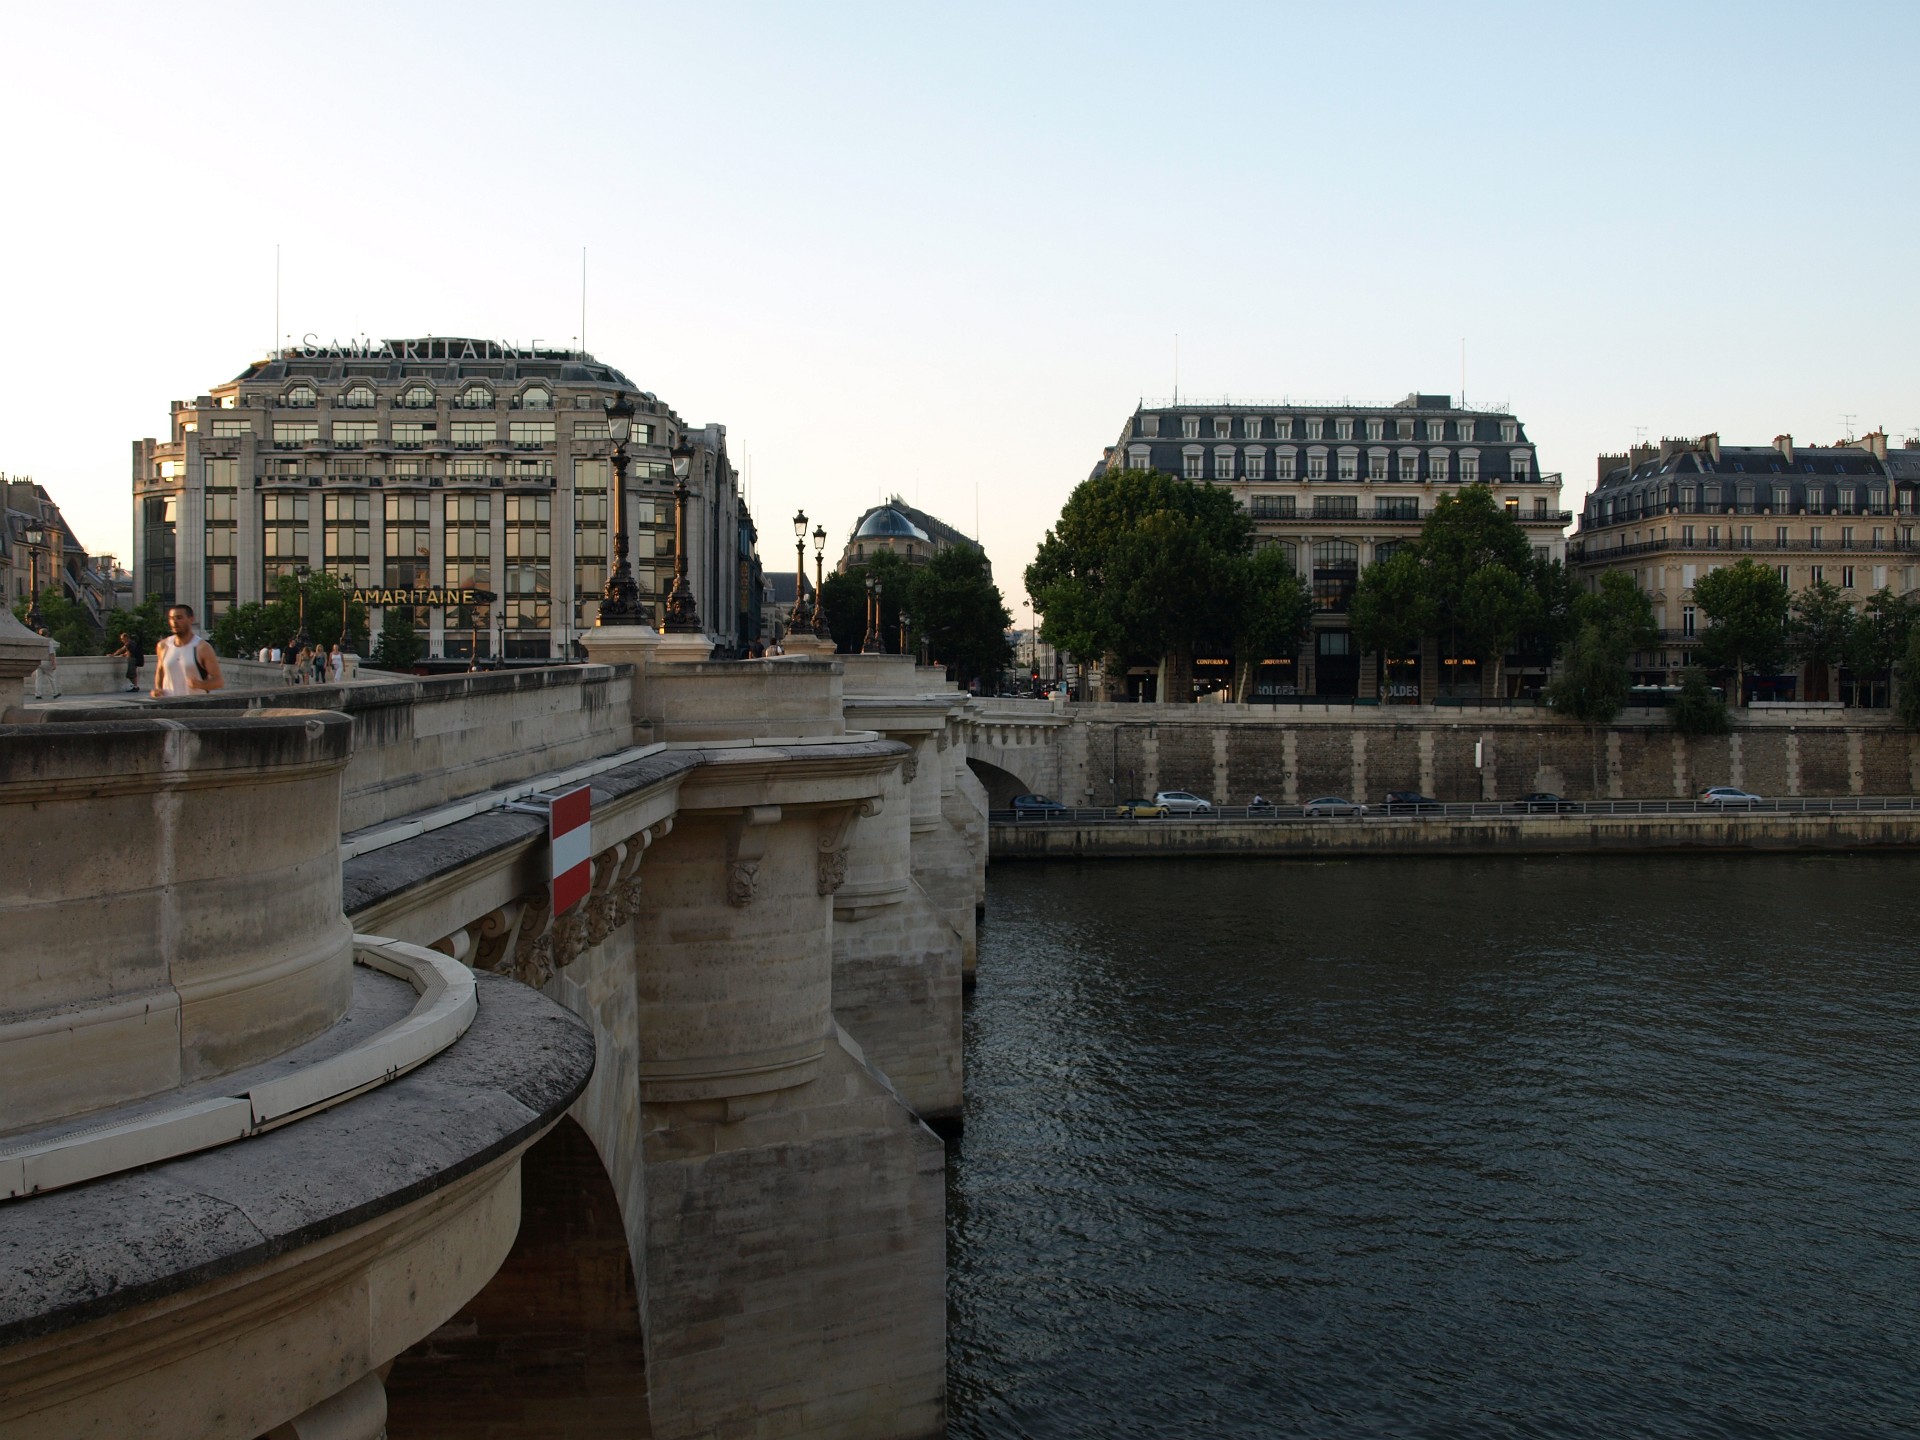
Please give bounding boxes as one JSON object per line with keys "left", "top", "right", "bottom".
{"left": 0, "top": 711, "right": 355, "bottom": 1131}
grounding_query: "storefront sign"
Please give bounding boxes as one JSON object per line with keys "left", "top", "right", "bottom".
{"left": 346, "top": 587, "right": 496, "bottom": 607}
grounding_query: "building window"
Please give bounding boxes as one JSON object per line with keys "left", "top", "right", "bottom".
{"left": 1251, "top": 494, "right": 1296, "bottom": 518}
{"left": 1772, "top": 485, "right": 1791, "bottom": 510}
{"left": 1136, "top": 415, "right": 1160, "bottom": 439}
{"left": 1842, "top": 565, "right": 1855, "bottom": 589}
{"left": 1683, "top": 605, "right": 1696, "bottom": 636}
{"left": 1307, "top": 452, "right": 1327, "bottom": 481}
{"left": 1398, "top": 454, "right": 1418, "bottom": 483}
{"left": 262, "top": 492, "right": 310, "bottom": 588}
{"left": 1396, "top": 419, "right": 1414, "bottom": 440}
{"left": 1706, "top": 525, "right": 1720, "bottom": 546}
{"left": 1423, "top": 420, "right": 1443, "bottom": 441}
{"left": 1311, "top": 540, "right": 1360, "bottom": 612}
{"left": 1242, "top": 417, "right": 1262, "bottom": 439}
{"left": 332, "top": 421, "right": 377, "bottom": 447}
{"left": 1810, "top": 526, "right": 1823, "bottom": 549}
{"left": 340, "top": 385, "right": 376, "bottom": 409}
{"left": 1500, "top": 421, "right": 1517, "bottom": 443}
{"left": 1367, "top": 453, "right": 1388, "bottom": 482}
{"left": 142, "top": 493, "right": 177, "bottom": 605}
{"left": 280, "top": 385, "right": 317, "bottom": 408}
{"left": 273, "top": 422, "right": 319, "bottom": 448}
{"left": 396, "top": 386, "right": 435, "bottom": 409}
{"left": 443, "top": 494, "right": 492, "bottom": 586}
{"left": 1504, "top": 497, "right": 1520, "bottom": 516}
{"left": 573, "top": 420, "right": 611, "bottom": 441}
{"left": 392, "top": 421, "right": 435, "bottom": 448}
{"left": 1337, "top": 452, "right": 1358, "bottom": 482}
{"left": 455, "top": 386, "right": 495, "bottom": 410}
{"left": 1214, "top": 449, "right": 1235, "bottom": 480}
{"left": 509, "top": 457, "right": 555, "bottom": 482}
{"left": 1680, "top": 486, "right": 1696, "bottom": 508}
{"left": 509, "top": 421, "right": 556, "bottom": 447}
{"left": 1459, "top": 453, "right": 1479, "bottom": 483}
{"left": 1275, "top": 450, "right": 1297, "bottom": 480}
{"left": 1335, "top": 418, "right": 1354, "bottom": 442}
{"left": 1213, "top": 417, "right": 1230, "bottom": 438}
{"left": 1305, "top": 418, "right": 1324, "bottom": 441}
{"left": 1183, "top": 453, "right": 1203, "bottom": 480}
{"left": 1366, "top": 419, "right": 1385, "bottom": 442}
{"left": 1244, "top": 450, "right": 1266, "bottom": 481}
{"left": 1513, "top": 453, "right": 1531, "bottom": 481}
{"left": 204, "top": 459, "right": 239, "bottom": 612}
{"left": 517, "top": 386, "right": 553, "bottom": 410}
{"left": 1375, "top": 496, "right": 1419, "bottom": 520}
{"left": 1182, "top": 417, "right": 1200, "bottom": 439}
{"left": 1841, "top": 525, "right": 1855, "bottom": 547}
{"left": 451, "top": 421, "right": 495, "bottom": 449}
{"left": 502, "top": 494, "right": 552, "bottom": 655}
{"left": 323, "top": 491, "right": 372, "bottom": 588}
{"left": 1313, "top": 496, "right": 1358, "bottom": 518}
{"left": 211, "top": 418, "right": 253, "bottom": 438}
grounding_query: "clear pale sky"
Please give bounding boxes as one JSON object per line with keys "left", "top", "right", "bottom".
{"left": 5, "top": 2, "right": 1916, "bottom": 612}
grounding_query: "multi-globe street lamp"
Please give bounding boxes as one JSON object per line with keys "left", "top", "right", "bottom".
{"left": 811, "top": 525, "right": 829, "bottom": 639}
{"left": 22, "top": 524, "right": 46, "bottom": 632}
{"left": 662, "top": 437, "right": 702, "bottom": 634}
{"left": 596, "top": 394, "right": 644, "bottom": 626}
{"left": 861, "top": 573, "right": 885, "bottom": 654}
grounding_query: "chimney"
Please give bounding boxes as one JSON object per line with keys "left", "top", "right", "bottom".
{"left": 1627, "top": 442, "right": 1658, "bottom": 471}
{"left": 1699, "top": 432, "right": 1720, "bottom": 462}
{"left": 1659, "top": 436, "right": 1689, "bottom": 462}
{"left": 1775, "top": 434, "right": 1794, "bottom": 464}
{"left": 1857, "top": 430, "right": 1887, "bottom": 460}
{"left": 1597, "top": 452, "right": 1628, "bottom": 485}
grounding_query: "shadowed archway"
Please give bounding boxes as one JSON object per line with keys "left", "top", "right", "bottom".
{"left": 384, "top": 1115, "right": 648, "bottom": 1437}
{"left": 966, "top": 756, "right": 1034, "bottom": 809}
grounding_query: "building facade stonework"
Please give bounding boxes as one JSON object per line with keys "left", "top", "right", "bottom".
{"left": 132, "top": 340, "right": 756, "bottom": 658}
{"left": 1107, "top": 393, "right": 1569, "bottom": 697}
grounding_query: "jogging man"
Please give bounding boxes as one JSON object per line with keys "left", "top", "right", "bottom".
{"left": 152, "top": 604, "right": 225, "bottom": 697}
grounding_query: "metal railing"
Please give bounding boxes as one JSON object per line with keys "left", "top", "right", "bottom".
{"left": 991, "top": 795, "right": 1920, "bottom": 825}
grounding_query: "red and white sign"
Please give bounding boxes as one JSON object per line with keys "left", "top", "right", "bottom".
{"left": 548, "top": 785, "right": 593, "bottom": 914}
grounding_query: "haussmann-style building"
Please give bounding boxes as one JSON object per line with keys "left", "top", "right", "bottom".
{"left": 132, "top": 337, "right": 760, "bottom": 659}
{"left": 1106, "top": 393, "right": 1570, "bottom": 700}
{"left": 1569, "top": 430, "right": 1920, "bottom": 701}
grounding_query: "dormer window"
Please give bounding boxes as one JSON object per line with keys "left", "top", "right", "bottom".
{"left": 1456, "top": 418, "right": 1475, "bottom": 442}
{"left": 456, "top": 386, "right": 494, "bottom": 409}
{"left": 1335, "top": 418, "right": 1355, "bottom": 441}
{"left": 1305, "top": 418, "right": 1324, "bottom": 441}
{"left": 1242, "top": 416, "right": 1261, "bottom": 439}
{"left": 520, "top": 386, "right": 553, "bottom": 410}
{"left": 1500, "top": 421, "right": 1518, "bottom": 443}
{"left": 1396, "top": 419, "right": 1414, "bottom": 440}
{"left": 1213, "top": 417, "right": 1230, "bottom": 439}
{"left": 282, "top": 385, "right": 317, "bottom": 408}
{"left": 397, "top": 385, "right": 435, "bottom": 409}
{"left": 340, "top": 385, "right": 375, "bottom": 409}
{"left": 1366, "top": 419, "right": 1385, "bottom": 442}
{"left": 1182, "top": 416, "right": 1200, "bottom": 439}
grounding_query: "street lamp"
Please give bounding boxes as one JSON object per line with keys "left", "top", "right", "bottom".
{"left": 22, "top": 524, "right": 45, "bottom": 632}
{"left": 790, "top": 510, "right": 810, "bottom": 630}
{"left": 294, "top": 564, "right": 311, "bottom": 650}
{"left": 662, "top": 436, "right": 703, "bottom": 634}
{"left": 597, "top": 394, "right": 644, "bottom": 626}
{"left": 811, "top": 524, "right": 830, "bottom": 639}
{"left": 898, "top": 607, "right": 911, "bottom": 656}
{"left": 861, "top": 573, "right": 885, "bottom": 654}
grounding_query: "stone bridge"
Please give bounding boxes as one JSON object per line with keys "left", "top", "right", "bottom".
{"left": 4, "top": 632, "right": 986, "bottom": 1440}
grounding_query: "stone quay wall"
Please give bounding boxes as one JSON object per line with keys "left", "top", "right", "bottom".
{"left": 969, "top": 701, "right": 1920, "bottom": 809}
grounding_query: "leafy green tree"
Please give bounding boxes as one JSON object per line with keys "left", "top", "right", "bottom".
{"left": 210, "top": 600, "right": 280, "bottom": 660}
{"left": 1458, "top": 563, "right": 1530, "bottom": 694}
{"left": 1898, "top": 628, "right": 1920, "bottom": 729}
{"left": 1419, "top": 485, "right": 1534, "bottom": 672}
{"left": 819, "top": 549, "right": 917, "bottom": 656}
{"left": 1518, "top": 557, "right": 1580, "bottom": 663}
{"left": 1546, "top": 622, "right": 1633, "bottom": 794}
{"left": 371, "top": 608, "right": 425, "bottom": 671}
{"left": 11, "top": 586, "right": 105, "bottom": 655}
{"left": 1693, "top": 558, "right": 1789, "bottom": 703}
{"left": 1230, "top": 545, "right": 1312, "bottom": 702}
{"left": 1788, "top": 578, "right": 1855, "bottom": 701}
{"left": 1573, "top": 570, "right": 1659, "bottom": 654}
{"left": 209, "top": 571, "right": 368, "bottom": 659}
{"left": 1026, "top": 469, "right": 1252, "bottom": 702}
{"left": 1844, "top": 588, "right": 1914, "bottom": 678}
{"left": 114, "top": 595, "right": 169, "bottom": 656}
{"left": 1671, "top": 667, "right": 1731, "bottom": 736}
{"left": 904, "top": 542, "right": 1012, "bottom": 689}
{"left": 1351, "top": 547, "right": 1435, "bottom": 698}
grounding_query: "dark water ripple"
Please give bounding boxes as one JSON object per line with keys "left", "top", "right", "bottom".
{"left": 947, "top": 855, "right": 1920, "bottom": 1439}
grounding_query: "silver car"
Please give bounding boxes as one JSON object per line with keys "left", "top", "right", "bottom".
{"left": 1303, "top": 796, "right": 1367, "bottom": 817}
{"left": 1152, "top": 790, "right": 1213, "bottom": 814}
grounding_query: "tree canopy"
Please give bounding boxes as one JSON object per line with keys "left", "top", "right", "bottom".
{"left": 1693, "top": 558, "right": 1790, "bottom": 697}
{"left": 820, "top": 543, "right": 1012, "bottom": 690}
{"left": 210, "top": 571, "right": 368, "bottom": 659}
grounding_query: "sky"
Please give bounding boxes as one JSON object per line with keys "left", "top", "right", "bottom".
{"left": 4, "top": 1, "right": 1918, "bottom": 612}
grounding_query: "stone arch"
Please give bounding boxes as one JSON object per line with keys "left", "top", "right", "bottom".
{"left": 384, "top": 1114, "right": 647, "bottom": 1433}
{"left": 968, "top": 755, "right": 1036, "bottom": 809}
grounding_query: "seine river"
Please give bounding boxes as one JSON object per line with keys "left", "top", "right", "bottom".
{"left": 948, "top": 855, "right": 1920, "bottom": 1439}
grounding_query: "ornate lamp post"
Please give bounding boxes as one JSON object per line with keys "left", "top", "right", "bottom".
{"left": 22, "top": 524, "right": 45, "bottom": 632}
{"left": 790, "top": 510, "right": 810, "bottom": 631}
{"left": 294, "top": 564, "right": 311, "bottom": 650}
{"left": 861, "top": 573, "right": 885, "bottom": 654}
{"left": 596, "top": 395, "right": 644, "bottom": 626}
{"left": 897, "top": 607, "right": 911, "bottom": 656}
{"left": 662, "top": 437, "right": 702, "bottom": 634}
{"left": 811, "top": 524, "right": 829, "bottom": 638}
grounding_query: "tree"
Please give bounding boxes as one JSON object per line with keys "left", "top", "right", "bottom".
{"left": 1546, "top": 622, "right": 1632, "bottom": 794}
{"left": 371, "top": 607, "right": 424, "bottom": 671}
{"left": 1898, "top": 628, "right": 1920, "bottom": 729}
{"left": 11, "top": 586, "right": 105, "bottom": 656}
{"left": 1672, "top": 667, "right": 1731, "bottom": 736}
{"left": 1692, "top": 558, "right": 1789, "bottom": 703}
{"left": 1458, "top": 563, "right": 1530, "bottom": 695}
{"left": 906, "top": 542, "right": 1012, "bottom": 690}
{"left": 209, "top": 571, "right": 369, "bottom": 659}
{"left": 1846, "top": 588, "right": 1916, "bottom": 709}
{"left": 1026, "top": 469, "right": 1252, "bottom": 702}
{"left": 1418, "top": 485, "right": 1535, "bottom": 674}
{"left": 1572, "top": 570, "right": 1659, "bottom": 655}
{"left": 819, "top": 549, "right": 916, "bottom": 657}
{"left": 1230, "top": 545, "right": 1312, "bottom": 702}
{"left": 1351, "top": 547, "right": 1435, "bottom": 699}
{"left": 1788, "top": 578, "right": 1855, "bottom": 701}
{"left": 1518, "top": 557, "right": 1580, "bottom": 666}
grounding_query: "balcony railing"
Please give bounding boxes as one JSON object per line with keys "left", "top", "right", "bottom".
{"left": 1570, "top": 535, "right": 1920, "bottom": 561}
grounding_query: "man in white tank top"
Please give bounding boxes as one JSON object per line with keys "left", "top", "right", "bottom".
{"left": 152, "top": 604, "right": 225, "bottom": 698}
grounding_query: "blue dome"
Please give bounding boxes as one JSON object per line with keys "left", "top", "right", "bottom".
{"left": 856, "top": 507, "right": 930, "bottom": 542}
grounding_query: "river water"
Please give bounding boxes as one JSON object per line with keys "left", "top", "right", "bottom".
{"left": 948, "top": 855, "right": 1920, "bottom": 1439}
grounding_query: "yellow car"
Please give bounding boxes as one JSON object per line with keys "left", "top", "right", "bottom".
{"left": 1116, "top": 798, "right": 1170, "bottom": 818}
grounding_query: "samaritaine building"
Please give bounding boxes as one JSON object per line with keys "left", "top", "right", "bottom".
{"left": 1570, "top": 431, "right": 1920, "bottom": 698}
{"left": 1108, "top": 392, "right": 1568, "bottom": 697}
{"left": 133, "top": 338, "right": 754, "bottom": 658}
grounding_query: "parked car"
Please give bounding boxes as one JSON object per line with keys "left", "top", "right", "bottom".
{"left": 1512, "top": 792, "right": 1580, "bottom": 813}
{"left": 1152, "top": 791, "right": 1214, "bottom": 814}
{"left": 1700, "top": 786, "right": 1763, "bottom": 807}
{"left": 1380, "top": 790, "right": 1443, "bottom": 813}
{"left": 1116, "top": 797, "right": 1169, "bottom": 819}
{"left": 1010, "top": 793, "right": 1068, "bottom": 815}
{"left": 1303, "top": 796, "right": 1367, "bottom": 817}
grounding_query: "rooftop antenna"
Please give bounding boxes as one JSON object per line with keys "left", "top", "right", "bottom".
{"left": 1632, "top": 426, "right": 1649, "bottom": 447}
{"left": 1460, "top": 337, "right": 1466, "bottom": 407}
{"left": 1841, "top": 412, "right": 1857, "bottom": 440}
{"left": 581, "top": 247, "right": 587, "bottom": 357}
{"left": 274, "top": 243, "right": 281, "bottom": 359}
{"left": 1173, "top": 333, "right": 1179, "bottom": 404}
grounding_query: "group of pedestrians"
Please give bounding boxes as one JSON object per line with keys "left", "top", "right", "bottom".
{"left": 256, "top": 641, "right": 344, "bottom": 685}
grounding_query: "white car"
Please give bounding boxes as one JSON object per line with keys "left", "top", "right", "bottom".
{"left": 1303, "top": 797, "right": 1367, "bottom": 817}
{"left": 1152, "top": 790, "right": 1213, "bottom": 814}
{"left": 1700, "top": 786, "right": 1763, "bottom": 807}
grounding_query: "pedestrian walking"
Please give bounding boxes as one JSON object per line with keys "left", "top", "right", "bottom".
{"left": 32, "top": 629, "right": 60, "bottom": 699}
{"left": 311, "top": 647, "right": 328, "bottom": 684}
{"left": 152, "top": 605, "right": 224, "bottom": 697}
{"left": 281, "top": 644, "right": 298, "bottom": 687}
{"left": 328, "top": 644, "right": 344, "bottom": 684}
{"left": 110, "top": 631, "right": 141, "bottom": 691}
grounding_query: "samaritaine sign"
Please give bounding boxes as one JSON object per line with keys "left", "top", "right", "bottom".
{"left": 347, "top": 587, "right": 496, "bottom": 607}
{"left": 278, "top": 336, "right": 581, "bottom": 362}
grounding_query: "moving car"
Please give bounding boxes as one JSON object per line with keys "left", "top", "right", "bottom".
{"left": 1699, "top": 786, "right": 1763, "bottom": 807}
{"left": 1010, "top": 793, "right": 1068, "bottom": 815}
{"left": 1116, "top": 797, "right": 1169, "bottom": 819}
{"left": 1304, "top": 796, "right": 1367, "bottom": 817}
{"left": 1512, "top": 792, "right": 1580, "bottom": 813}
{"left": 1380, "top": 790, "right": 1443, "bottom": 813}
{"left": 1152, "top": 790, "right": 1214, "bottom": 814}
